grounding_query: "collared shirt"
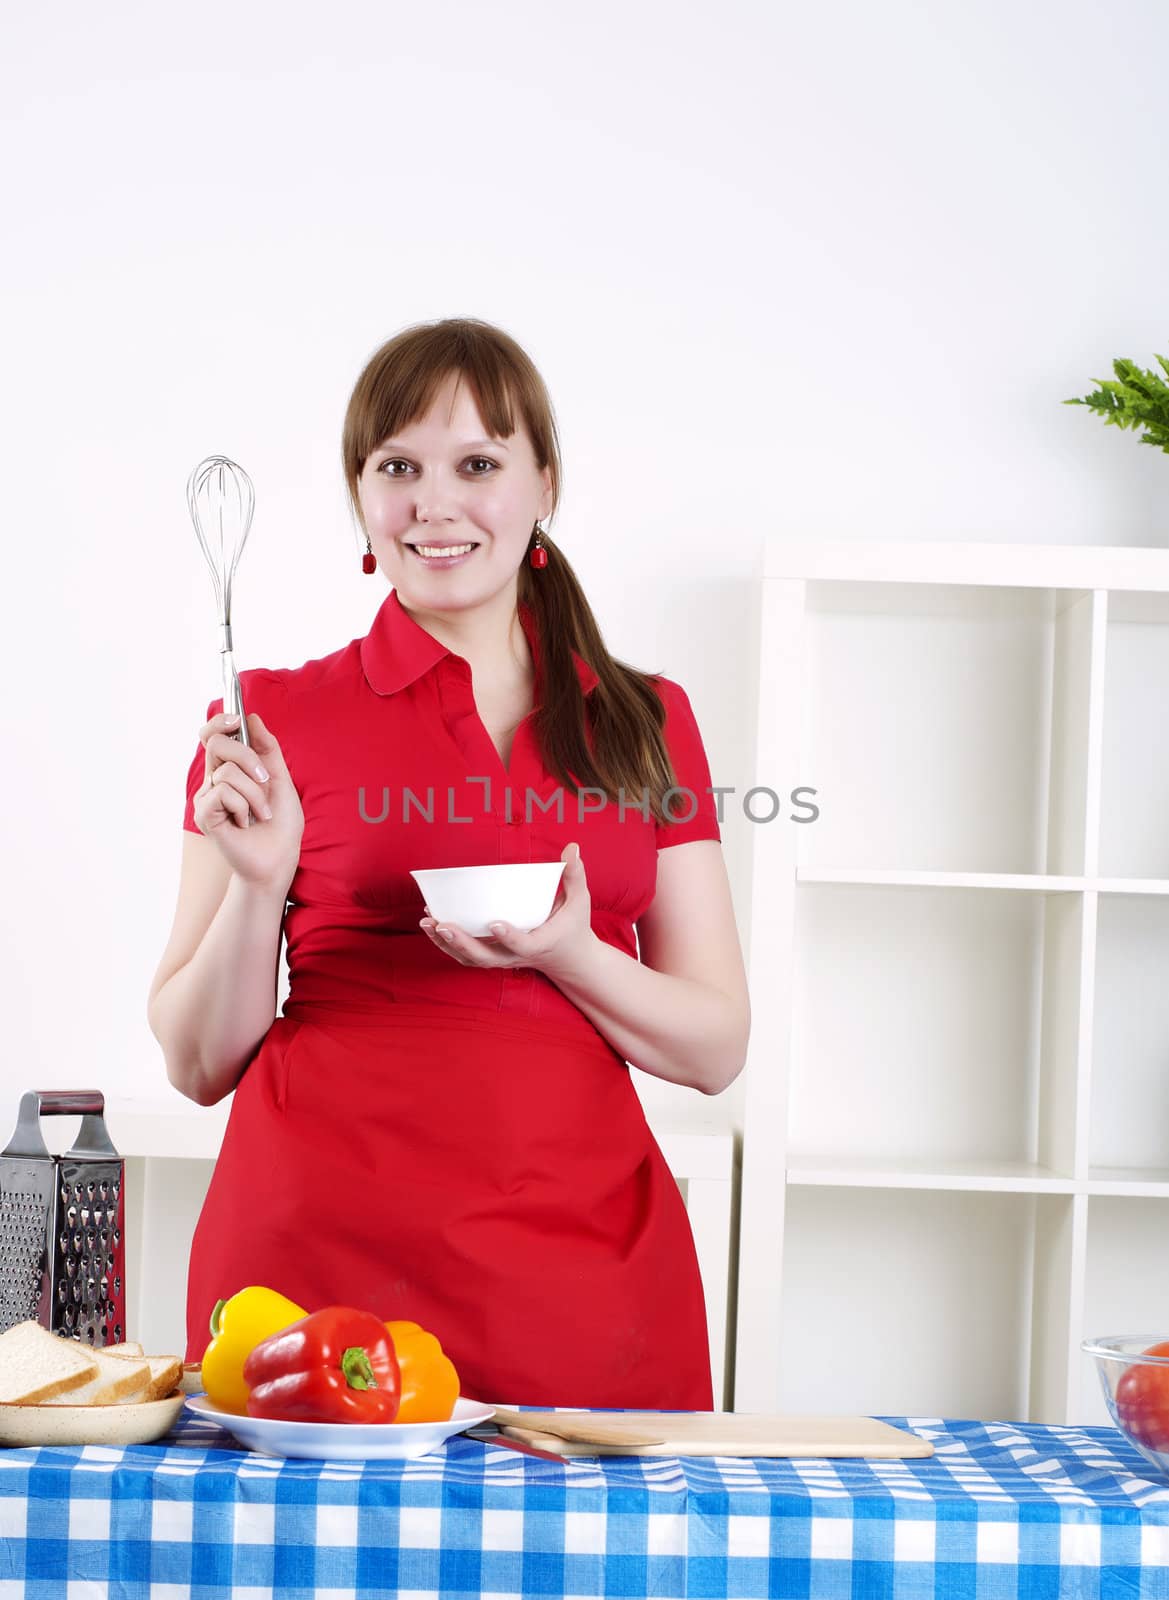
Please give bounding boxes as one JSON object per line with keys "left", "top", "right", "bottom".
{"left": 184, "top": 587, "right": 721, "bottom": 1034}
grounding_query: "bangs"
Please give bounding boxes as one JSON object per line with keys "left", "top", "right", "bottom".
{"left": 342, "top": 320, "right": 549, "bottom": 488}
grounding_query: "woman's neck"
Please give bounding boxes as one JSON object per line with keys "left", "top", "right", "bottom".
{"left": 400, "top": 589, "right": 534, "bottom": 691}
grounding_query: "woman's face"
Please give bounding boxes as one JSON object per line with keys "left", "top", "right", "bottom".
{"left": 357, "top": 371, "right": 553, "bottom": 611}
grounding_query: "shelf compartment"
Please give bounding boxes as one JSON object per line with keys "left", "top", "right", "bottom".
{"left": 777, "top": 1186, "right": 1054, "bottom": 1420}
{"left": 797, "top": 582, "right": 1095, "bottom": 876}
{"left": 1099, "top": 592, "right": 1169, "bottom": 878}
{"left": 1089, "top": 894, "right": 1169, "bottom": 1173}
{"left": 1079, "top": 1196, "right": 1169, "bottom": 1427}
{"left": 788, "top": 884, "right": 1085, "bottom": 1173}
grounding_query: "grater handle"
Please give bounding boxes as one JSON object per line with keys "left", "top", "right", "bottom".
{"left": 25, "top": 1091, "right": 105, "bottom": 1117}
{"left": 1, "top": 1090, "right": 119, "bottom": 1160}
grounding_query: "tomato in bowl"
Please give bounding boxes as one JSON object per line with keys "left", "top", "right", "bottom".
{"left": 1083, "top": 1336, "right": 1169, "bottom": 1474}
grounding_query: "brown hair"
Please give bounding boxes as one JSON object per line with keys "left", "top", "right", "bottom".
{"left": 341, "top": 317, "right": 687, "bottom": 825}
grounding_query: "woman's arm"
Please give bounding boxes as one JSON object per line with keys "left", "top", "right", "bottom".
{"left": 152, "top": 696, "right": 302, "bottom": 1105}
{"left": 543, "top": 840, "right": 750, "bottom": 1096}
{"left": 148, "top": 846, "right": 292, "bottom": 1106}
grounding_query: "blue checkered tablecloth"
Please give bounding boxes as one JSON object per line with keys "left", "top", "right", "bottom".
{"left": 2, "top": 1411, "right": 1169, "bottom": 1599}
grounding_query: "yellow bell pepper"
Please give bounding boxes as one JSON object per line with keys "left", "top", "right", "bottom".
{"left": 384, "top": 1320, "right": 460, "bottom": 1423}
{"left": 202, "top": 1286, "right": 308, "bottom": 1415}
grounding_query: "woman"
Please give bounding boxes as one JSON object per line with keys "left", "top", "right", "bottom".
{"left": 147, "top": 317, "right": 750, "bottom": 1407}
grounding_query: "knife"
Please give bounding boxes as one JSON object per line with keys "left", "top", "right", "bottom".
{"left": 467, "top": 1427, "right": 566, "bottom": 1464}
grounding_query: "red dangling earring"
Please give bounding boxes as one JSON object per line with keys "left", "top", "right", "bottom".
{"left": 529, "top": 522, "right": 548, "bottom": 569}
{"left": 362, "top": 535, "right": 377, "bottom": 575}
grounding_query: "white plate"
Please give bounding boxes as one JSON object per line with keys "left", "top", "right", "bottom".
{"left": 0, "top": 1392, "right": 185, "bottom": 1449}
{"left": 184, "top": 1394, "right": 497, "bottom": 1460}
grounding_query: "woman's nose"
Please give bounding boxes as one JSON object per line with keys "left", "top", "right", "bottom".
{"left": 415, "top": 495, "right": 462, "bottom": 522}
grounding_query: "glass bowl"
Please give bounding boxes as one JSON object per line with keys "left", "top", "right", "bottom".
{"left": 1082, "top": 1334, "right": 1169, "bottom": 1477}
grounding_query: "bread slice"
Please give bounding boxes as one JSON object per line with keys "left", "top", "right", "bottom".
{"left": 138, "top": 1356, "right": 183, "bottom": 1402}
{"left": 0, "top": 1321, "right": 99, "bottom": 1404}
{"left": 107, "top": 1346, "right": 182, "bottom": 1400}
{"left": 41, "top": 1346, "right": 151, "bottom": 1406}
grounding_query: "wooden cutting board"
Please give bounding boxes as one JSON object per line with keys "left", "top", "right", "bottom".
{"left": 489, "top": 1408, "right": 934, "bottom": 1459}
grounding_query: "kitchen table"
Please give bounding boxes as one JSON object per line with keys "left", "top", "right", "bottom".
{"left": 1, "top": 1411, "right": 1168, "bottom": 1599}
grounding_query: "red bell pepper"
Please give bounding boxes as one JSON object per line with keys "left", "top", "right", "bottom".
{"left": 243, "top": 1306, "right": 402, "bottom": 1424}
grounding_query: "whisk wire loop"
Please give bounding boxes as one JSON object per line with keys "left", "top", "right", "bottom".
{"left": 186, "top": 455, "right": 256, "bottom": 751}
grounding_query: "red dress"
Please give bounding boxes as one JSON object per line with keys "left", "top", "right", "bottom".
{"left": 180, "top": 588, "right": 722, "bottom": 1407}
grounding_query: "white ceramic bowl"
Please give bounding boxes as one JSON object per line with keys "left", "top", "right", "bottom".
{"left": 410, "top": 862, "right": 566, "bottom": 938}
{"left": 184, "top": 1393, "right": 497, "bottom": 1460}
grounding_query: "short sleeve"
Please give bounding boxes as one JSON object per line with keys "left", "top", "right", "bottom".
{"left": 653, "top": 678, "right": 722, "bottom": 849}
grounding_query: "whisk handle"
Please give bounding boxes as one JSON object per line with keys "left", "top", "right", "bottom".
{"left": 222, "top": 651, "right": 251, "bottom": 750}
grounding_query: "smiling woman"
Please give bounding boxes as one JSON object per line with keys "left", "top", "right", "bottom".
{"left": 149, "top": 316, "right": 749, "bottom": 1410}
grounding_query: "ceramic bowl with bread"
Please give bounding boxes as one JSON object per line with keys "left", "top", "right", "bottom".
{"left": 0, "top": 1320, "right": 186, "bottom": 1447}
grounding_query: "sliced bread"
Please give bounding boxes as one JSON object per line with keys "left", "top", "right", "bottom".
{"left": 108, "top": 1346, "right": 183, "bottom": 1399}
{"left": 0, "top": 1321, "right": 99, "bottom": 1404}
{"left": 41, "top": 1346, "right": 151, "bottom": 1406}
{"left": 135, "top": 1356, "right": 183, "bottom": 1402}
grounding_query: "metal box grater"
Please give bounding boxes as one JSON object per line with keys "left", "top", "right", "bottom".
{"left": 0, "top": 1090, "right": 127, "bottom": 1345}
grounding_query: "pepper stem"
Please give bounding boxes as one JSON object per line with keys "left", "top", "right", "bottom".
{"left": 340, "top": 1346, "right": 378, "bottom": 1390}
{"left": 209, "top": 1298, "right": 227, "bottom": 1340}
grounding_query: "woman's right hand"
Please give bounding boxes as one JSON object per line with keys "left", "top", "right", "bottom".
{"left": 192, "top": 711, "right": 304, "bottom": 892}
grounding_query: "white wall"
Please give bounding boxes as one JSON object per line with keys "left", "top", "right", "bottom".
{"left": 3, "top": 0, "right": 1168, "bottom": 1165}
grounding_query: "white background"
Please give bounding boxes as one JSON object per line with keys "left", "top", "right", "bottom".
{"left": 3, "top": 0, "right": 1168, "bottom": 1153}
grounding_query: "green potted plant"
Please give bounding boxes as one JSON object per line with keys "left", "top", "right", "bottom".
{"left": 1065, "top": 350, "right": 1169, "bottom": 452}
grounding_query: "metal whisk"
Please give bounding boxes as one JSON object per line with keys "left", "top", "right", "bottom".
{"left": 186, "top": 455, "right": 255, "bottom": 751}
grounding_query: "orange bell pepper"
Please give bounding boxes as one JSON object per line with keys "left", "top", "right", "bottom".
{"left": 384, "top": 1320, "right": 460, "bottom": 1422}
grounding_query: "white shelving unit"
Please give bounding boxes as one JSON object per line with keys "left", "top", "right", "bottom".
{"left": 734, "top": 540, "right": 1169, "bottom": 1426}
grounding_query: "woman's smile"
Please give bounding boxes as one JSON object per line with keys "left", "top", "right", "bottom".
{"left": 404, "top": 540, "right": 481, "bottom": 568}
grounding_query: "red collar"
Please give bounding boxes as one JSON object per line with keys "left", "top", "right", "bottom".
{"left": 360, "top": 587, "right": 600, "bottom": 698}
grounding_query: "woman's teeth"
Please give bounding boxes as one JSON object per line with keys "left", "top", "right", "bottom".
{"left": 411, "top": 543, "right": 477, "bottom": 559}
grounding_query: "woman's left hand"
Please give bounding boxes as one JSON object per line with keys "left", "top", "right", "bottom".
{"left": 419, "top": 841, "right": 596, "bottom": 981}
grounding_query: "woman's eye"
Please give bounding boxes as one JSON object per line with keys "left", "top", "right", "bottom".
{"left": 378, "top": 457, "right": 497, "bottom": 477}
